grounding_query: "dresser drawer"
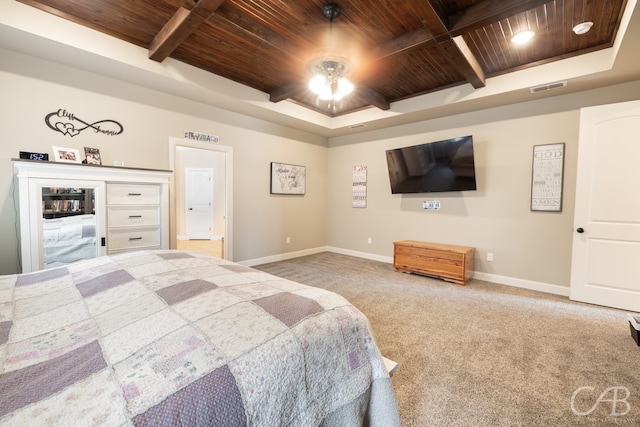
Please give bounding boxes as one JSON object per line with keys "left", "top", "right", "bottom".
{"left": 107, "top": 227, "right": 160, "bottom": 251}
{"left": 108, "top": 206, "right": 160, "bottom": 227}
{"left": 107, "top": 183, "right": 159, "bottom": 205}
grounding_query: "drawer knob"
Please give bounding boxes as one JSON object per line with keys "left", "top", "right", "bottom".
{"left": 128, "top": 215, "right": 142, "bottom": 218}
{"left": 576, "top": 227, "right": 584, "bottom": 233}
{"left": 129, "top": 237, "right": 143, "bottom": 241}
{"left": 128, "top": 193, "right": 142, "bottom": 196}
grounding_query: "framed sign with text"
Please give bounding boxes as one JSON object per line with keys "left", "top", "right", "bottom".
{"left": 531, "top": 143, "right": 565, "bottom": 212}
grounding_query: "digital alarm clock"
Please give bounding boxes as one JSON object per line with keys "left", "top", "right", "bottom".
{"left": 19, "top": 151, "right": 49, "bottom": 161}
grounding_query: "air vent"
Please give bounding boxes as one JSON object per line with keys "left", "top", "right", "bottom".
{"left": 530, "top": 81, "right": 567, "bottom": 93}
{"left": 349, "top": 123, "right": 367, "bottom": 129}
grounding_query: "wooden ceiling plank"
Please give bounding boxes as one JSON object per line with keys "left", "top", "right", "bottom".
{"left": 215, "top": 3, "right": 307, "bottom": 64}
{"left": 449, "top": 0, "right": 551, "bottom": 36}
{"left": 149, "top": 0, "right": 225, "bottom": 62}
{"left": 373, "top": 27, "right": 435, "bottom": 60}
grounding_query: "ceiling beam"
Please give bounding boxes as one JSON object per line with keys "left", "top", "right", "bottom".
{"left": 420, "top": 0, "right": 485, "bottom": 89}
{"left": 442, "top": 36, "right": 486, "bottom": 88}
{"left": 269, "top": 83, "right": 305, "bottom": 103}
{"left": 355, "top": 86, "right": 391, "bottom": 111}
{"left": 149, "top": 0, "right": 225, "bottom": 62}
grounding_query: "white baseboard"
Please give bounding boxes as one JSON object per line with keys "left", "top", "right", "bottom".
{"left": 326, "top": 246, "right": 394, "bottom": 264}
{"left": 240, "top": 246, "right": 329, "bottom": 267}
{"left": 241, "top": 246, "right": 570, "bottom": 297}
{"left": 178, "top": 235, "right": 224, "bottom": 241}
{"left": 472, "top": 271, "right": 570, "bottom": 296}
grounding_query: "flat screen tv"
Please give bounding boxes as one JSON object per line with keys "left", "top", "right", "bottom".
{"left": 385, "top": 135, "right": 477, "bottom": 194}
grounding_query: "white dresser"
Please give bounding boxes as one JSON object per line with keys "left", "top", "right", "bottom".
{"left": 13, "top": 160, "right": 171, "bottom": 272}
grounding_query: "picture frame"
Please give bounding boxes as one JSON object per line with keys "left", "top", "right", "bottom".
{"left": 531, "top": 143, "right": 565, "bottom": 212}
{"left": 270, "top": 162, "right": 306, "bottom": 195}
{"left": 52, "top": 146, "right": 82, "bottom": 163}
{"left": 84, "top": 147, "right": 102, "bottom": 165}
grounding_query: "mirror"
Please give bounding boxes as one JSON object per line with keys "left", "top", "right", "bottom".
{"left": 41, "top": 186, "right": 97, "bottom": 269}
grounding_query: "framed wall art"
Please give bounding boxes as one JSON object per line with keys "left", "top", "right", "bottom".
{"left": 270, "top": 162, "right": 306, "bottom": 195}
{"left": 531, "top": 143, "right": 565, "bottom": 212}
{"left": 52, "top": 146, "right": 81, "bottom": 163}
{"left": 352, "top": 165, "right": 367, "bottom": 208}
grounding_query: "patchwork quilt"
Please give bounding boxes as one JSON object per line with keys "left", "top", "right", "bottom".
{"left": 0, "top": 250, "right": 399, "bottom": 426}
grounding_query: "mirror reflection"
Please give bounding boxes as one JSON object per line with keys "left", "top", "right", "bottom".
{"left": 41, "top": 186, "right": 97, "bottom": 269}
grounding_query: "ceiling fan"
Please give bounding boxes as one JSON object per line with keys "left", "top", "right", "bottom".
{"left": 306, "top": 3, "right": 355, "bottom": 112}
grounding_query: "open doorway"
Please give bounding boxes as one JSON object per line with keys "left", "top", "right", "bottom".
{"left": 169, "top": 137, "right": 233, "bottom": 260}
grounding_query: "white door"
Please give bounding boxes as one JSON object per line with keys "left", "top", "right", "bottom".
{"left": 186, "top": 168, "right": 213, "bottom": 240}
{"left": 570, "top": 100, "right": 640, "bottom": 312}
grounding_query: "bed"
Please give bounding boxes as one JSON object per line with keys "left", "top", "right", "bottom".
{"left": 0, "top": 250, "right": 399, "bottom": 426}
{"left": 42, "top": 214, "right": 97, "bottom": 269}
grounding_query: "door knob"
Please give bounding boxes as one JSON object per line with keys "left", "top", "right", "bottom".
{"left": 576, "top": 227, "right": 584, "bottom": 233}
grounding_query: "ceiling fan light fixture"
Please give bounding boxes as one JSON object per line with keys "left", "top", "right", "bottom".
{"left": 307, "top": 3, "right": 354, "bottom": 108}
{"left": 573, "top": 21, "right": 594, "bottom": 35}
{"left": 337, "top": 77, "right": 354, "bottom": 96}
{"left": 511, "top": 30, "right": 535, "bottom": 45}
{"left": 308, "top": 56, "right": 354, "bottom": 101}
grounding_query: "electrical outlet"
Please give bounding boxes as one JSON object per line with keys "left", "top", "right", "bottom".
{"left": 487, "top": 252, "right": 494, "bottom": 262}
{"left": 367, "top": 237, "right": 372, "bottom": 244}
{"left": 286, "top": 237, "right": 291, "bottom": 244}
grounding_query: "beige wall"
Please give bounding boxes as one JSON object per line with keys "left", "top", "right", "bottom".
{"left": 2, "top": 45, "right": 640, "bottom": 293}
{"left": 0, "top": 47, "right": 328, "bottom": 274}
{"left": 326, "top": 82, "right": 640, "bottom": 290}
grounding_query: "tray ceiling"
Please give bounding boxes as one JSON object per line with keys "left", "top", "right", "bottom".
{"left": 17, "top": 0, "right": 628, "bottom": 118}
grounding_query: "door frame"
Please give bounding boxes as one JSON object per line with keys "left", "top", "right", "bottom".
{"left": 169, "top": 137, "right": 233, "bottom": 260}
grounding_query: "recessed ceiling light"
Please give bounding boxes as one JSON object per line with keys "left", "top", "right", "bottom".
{"left": 573, "top": 21, "right": 593, "bottom": 35}
{"left": 511, "top": 30, "right": 535, "bottom": 45}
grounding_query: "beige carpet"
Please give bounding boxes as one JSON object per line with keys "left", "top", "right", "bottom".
{"left": 255, "top": 252, "right": 640, "bottom": 426}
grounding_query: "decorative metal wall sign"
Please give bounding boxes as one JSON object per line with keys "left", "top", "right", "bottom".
{"left": 184, "top": 130, "right": 219, "bottom": 143}
{"left": 45, "top": 109, "right": 124, "bottom": 137}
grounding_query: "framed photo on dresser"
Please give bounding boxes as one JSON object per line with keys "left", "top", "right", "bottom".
{"left": 52, "top": 146, "right": 81, "bottom": 163}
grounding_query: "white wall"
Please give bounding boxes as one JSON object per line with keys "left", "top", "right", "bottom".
{"left": 0, "top": 47, "right": 328, "bottom": 274}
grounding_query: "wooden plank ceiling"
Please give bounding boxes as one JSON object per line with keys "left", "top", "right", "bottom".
{"left": 18, "top": 0, "right": 627, "bottom": 117}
